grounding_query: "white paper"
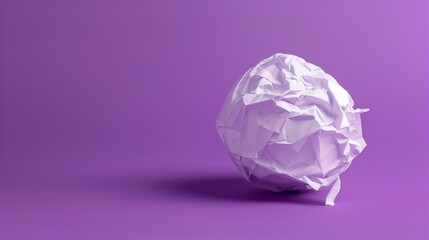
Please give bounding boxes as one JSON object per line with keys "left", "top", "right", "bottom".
{"left": 216, "top": 53, "right": 368, "bottom": 206}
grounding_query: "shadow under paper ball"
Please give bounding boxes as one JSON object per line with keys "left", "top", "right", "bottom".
{"left": 159, "top": 175, "right": 325, "bottom": 206}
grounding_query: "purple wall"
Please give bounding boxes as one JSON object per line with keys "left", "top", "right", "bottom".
{"left": 1, "top": 1, "right": 428, "bottom": 239}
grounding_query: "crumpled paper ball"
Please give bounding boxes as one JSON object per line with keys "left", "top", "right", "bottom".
{"left": 216, "top": 53, "right": 368, "bottom": 206}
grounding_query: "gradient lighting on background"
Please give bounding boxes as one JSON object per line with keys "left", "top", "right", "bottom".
{"left": 0, "top": 1, "right": 428, "bottom": 239}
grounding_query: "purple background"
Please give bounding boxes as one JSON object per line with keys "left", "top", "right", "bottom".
{"left": 1, "top": 1, "right": 429, "bottom": 239}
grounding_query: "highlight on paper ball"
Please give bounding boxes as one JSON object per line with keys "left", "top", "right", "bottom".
{"left": 216, "top": 53, "right": 368, "bottom": 206}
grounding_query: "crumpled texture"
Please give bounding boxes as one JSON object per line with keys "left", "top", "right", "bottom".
{"left": 216, "top": 53, "right": 368, "bottom": 206}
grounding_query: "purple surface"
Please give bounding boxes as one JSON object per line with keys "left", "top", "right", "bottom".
{"left": 1, "top": 1, "right": 428, "bottom": 239}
